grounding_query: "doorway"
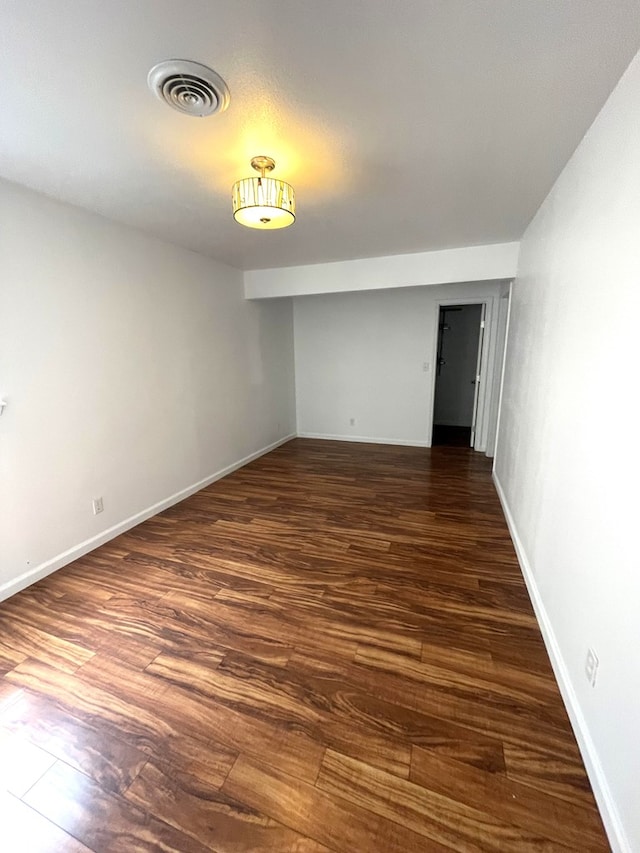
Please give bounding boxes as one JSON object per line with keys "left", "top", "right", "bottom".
{"left": 431, "top": 304, "right": 484, "bottom": 447}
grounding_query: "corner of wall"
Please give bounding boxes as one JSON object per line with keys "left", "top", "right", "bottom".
{"left": 0, "top": 434, "right": 296, "bottom": 604}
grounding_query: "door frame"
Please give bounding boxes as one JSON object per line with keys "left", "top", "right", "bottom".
{"left": 486, "top": 288, "right": 512, "bottom": 457}
{"left": 469, "top": 302, "right": 487, "bottom": 448}
{"left": 426, "top": 296, "right": 500, "bottom": 451}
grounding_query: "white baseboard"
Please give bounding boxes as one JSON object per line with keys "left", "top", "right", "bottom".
{"left": 297, "top": 432, "right": 429, "bottom": 448}
{"left": 492, "top": 471, "right": 628, "bottom": 853}
{"left": 0, "top": 434, "right": 296, "bottom": 603}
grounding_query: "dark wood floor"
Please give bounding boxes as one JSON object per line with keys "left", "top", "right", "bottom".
{"left": 0, "top": 439, "right": 608, "bottom": 852}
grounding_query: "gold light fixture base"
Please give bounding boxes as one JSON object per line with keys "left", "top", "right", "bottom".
{"left": 250, "top": 156, "right": 276, "bottom": 176}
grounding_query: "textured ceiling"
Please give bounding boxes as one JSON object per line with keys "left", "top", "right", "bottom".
{"left": 1, "top": 1, "right": 639, "bottom": 270}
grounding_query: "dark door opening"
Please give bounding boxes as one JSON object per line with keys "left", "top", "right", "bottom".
{"left": 432, "top": 304, "right": 484, "bottom": 447}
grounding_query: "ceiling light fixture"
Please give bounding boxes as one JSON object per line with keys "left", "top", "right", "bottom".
{"left": 232, "top": 156, "right": 296, "bottom": 229}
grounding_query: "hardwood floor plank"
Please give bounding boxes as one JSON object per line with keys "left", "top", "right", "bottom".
{"left": 166, "top": 586, "right": 360, "bottom": 661}
{"left": 126, "top": 754, "right": 331, "bottom": 852}
{"left": 489, "top": 633, "right": 557, "bottom": 676}
{"left": 223, "top": 753, "right": 451, "bottom": 853}
{"left": 503, "top": 743, "right": 597, "bottom": 808}
{"left": 420, "top": 640, "right": 493, "bottom": 667}
{"left": 353, "top": 645, "right": 576, "bottom": 750}
{"left": 291, "top": 644, "right": 575, "bottom": 761}
{"left": 317, "top": 748, "right": 572, "bottom": 852}
{"left": 146, "top": 651, "right": 322, "bottom": 730}
{"left": 359, "top": 642, "right": 561, "bottom": 708}
{"left": 302, "top": 665, "right": 507, "bottom": 774}
{"left": 0, "top": 439, "right": 607, "bottom": 851}
{"left": 377, "top": 578, "right": 539, "bottom": 630}
{"left": 409, "top": 746, "right": 607, "bottom": 850}
{"left": 129, "top": 732, "right": 237, "bottom": 794}
{"left": 0, "top": 640, "right": 28, "bottom": 675}
{"left": 217, "top": 649, "right": 412, "bottom": 778}
{"left": 147, "top": 648, "right": 412, "bottom": 778}
{"left": 158, "top": 590, "right": 295, "bottom": 666}
{"left": 0, "top": 690, "right": 148, "bottom": 794}
{"left": 5, "top": 659, "right": 175, "bottom": 753}
{"left": 0, "top": 617, "right": 94, "bottom": 674}
{"left": 73, "top": 652, "right": 325, "bottom": 786}
{"left": 24, "top": 761, "right": 211, "bottom": 852}
{"left": 94, "top": 633, "right": 163, "bottom": 669}
{"left": 6, "top": 655, "right": 321, "bottom": 791}
{"left": 0, "top": 592, "right": 158, "bottom": 669}
{"left": 273, "top": 589, "right": 425, "bottom": 657}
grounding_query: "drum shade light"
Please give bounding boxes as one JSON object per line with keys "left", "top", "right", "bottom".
{"left": 232, "top": 156, "right": 295, "bottom": 229}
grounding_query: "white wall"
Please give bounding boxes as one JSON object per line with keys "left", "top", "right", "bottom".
{"left": 245, "top": 243, "right": 518, "bottom": 299}
{"left": 0, "top": 179, "right": 296, "bottom": 599}
{"left": 294, "top": 281, "right": 502, "bottom": 447}
{"left": 494, "top": 50, "right": 640, "bottom": 853}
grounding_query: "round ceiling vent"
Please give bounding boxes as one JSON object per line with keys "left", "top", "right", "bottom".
{"left": 147, "top": 59, "right": 230, "bottom": 117}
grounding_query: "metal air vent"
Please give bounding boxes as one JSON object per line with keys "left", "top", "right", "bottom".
{"left": 147, "top": 59, "right": 230, "bottom": 117}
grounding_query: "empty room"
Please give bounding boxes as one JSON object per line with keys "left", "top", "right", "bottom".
{"left": 1, "top": 2, "right": 639, "bottom": 851}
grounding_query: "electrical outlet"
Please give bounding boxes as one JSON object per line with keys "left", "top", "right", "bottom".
{"left": 585, "top": 648, "right": 599, "bottom": 687}
{"left": 92, "top": 497, "right": 104, "bottom": 515}
{"left": 349, "top": 417, "right": 356, "bottom": 426}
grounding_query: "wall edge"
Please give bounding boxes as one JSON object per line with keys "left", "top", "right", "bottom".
{"left": 492, "top": 470, "right": 629, "bottom": 853}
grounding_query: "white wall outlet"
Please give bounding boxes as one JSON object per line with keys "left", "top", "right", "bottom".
{"left": 349, "top": 417, "right": 356, "bottom": 426}
{"left": 422, "top": 362, "right": 430, "bottom": 372}
{"left": 585, "top": 648, "right": 599, "bottom": 686}
{"left": 92, "top": 497, "right": 104, "bottom": 515}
